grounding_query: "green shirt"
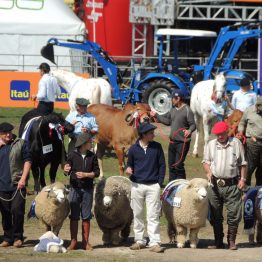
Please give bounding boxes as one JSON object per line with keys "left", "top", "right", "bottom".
{"left": 238, "top": 105, "right": 262, "bottom": 139}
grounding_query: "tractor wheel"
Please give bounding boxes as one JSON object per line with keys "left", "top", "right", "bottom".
{"left": 142, "top": 79, "right": 176, "bottom": 115}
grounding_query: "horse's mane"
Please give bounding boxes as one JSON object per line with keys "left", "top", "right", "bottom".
{"left": 42, "top": 112, "right": 64, "bottom": 125}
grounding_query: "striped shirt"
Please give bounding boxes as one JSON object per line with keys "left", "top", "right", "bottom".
{"left": 202, "top": 137, "right": 247, "bottom": 179}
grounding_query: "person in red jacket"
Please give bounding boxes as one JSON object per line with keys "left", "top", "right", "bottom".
{"left": 63, "top": 132, "right": 100, "bottom": 251}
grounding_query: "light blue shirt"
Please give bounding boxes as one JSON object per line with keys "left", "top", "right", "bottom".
{"left": 37, "top": 73, "right": 61, "bottom": 102}
{"left": 231, "top": 89, "right": 257, "bottom": 112}
{"left": 208, "top": 100, "right": 228, "bottom": 121}
{"left": 66, "top": 111, "right": 99, "bottom": 136}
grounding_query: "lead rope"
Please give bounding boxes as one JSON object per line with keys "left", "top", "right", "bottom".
{"left": 0, "top": 188, "right": 26, "bottom": 202}
{"left": 152, "top": 116, "right": 187, "bottom": 167}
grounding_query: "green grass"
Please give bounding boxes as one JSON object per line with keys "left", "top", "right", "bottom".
{"left": 0, "top": 106, "right": 205, "bottom": 191}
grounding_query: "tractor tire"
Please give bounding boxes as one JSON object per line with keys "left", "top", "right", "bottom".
{"left": 142, "top": 79, "right": 176, "bottom": 115}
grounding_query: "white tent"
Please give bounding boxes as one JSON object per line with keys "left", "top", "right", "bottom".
{"left": 0, "top": 0, "right": 86, "bottom": 71}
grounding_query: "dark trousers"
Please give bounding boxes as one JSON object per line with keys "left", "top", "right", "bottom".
{"left": 0, "top": 188, "right": 26, "bottom": 242}
{"left": 208, "top": 184, "right": 242, "bottom": 227}
{"left": 37, "top": 101, "right": 54, "bottom": 115}
{"left": 246, "top": 139, "right": 262, "bottom": 186}
{"left": 168, "top": 141, "right": 190, "bottom": 182}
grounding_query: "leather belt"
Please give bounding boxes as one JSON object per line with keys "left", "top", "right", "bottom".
{"left": 212, "top": 176, "right": 238, "bottom": 187}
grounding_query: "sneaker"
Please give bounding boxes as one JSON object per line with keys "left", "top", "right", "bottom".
{"left": 130, "top": 242, "right": 146, "bottom": 250}
{"left": 149, "top": 244, "right": 165, "bottom": 253}
{"left": 0, "top": 241, "right": 11, "bottom": 247}
{"left": 13, "top": 239, "right": 23, "bottom": 248}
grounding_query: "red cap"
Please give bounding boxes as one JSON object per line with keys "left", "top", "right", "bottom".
{"left": 212, "top": 121, "right": 229, "bottom": 135}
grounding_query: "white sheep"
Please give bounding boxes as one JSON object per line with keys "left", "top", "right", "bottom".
{"left": 94, "top": 176, "right": 133, "bottom": 246}
{"left": 162, "top": 178, "right": 209, "bottom": 248}
{"left": 28, "top": 182, "right": 70, "bottom": 236}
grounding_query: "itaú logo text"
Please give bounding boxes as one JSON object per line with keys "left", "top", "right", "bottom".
{"left": 55, "top": 87, "right": 69, "bottom": 102}
{"left": 10, "top": 80, "right": 30, "bottom": 100}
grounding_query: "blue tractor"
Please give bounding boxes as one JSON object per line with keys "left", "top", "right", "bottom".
{"left": 41, "top": 22, "right": 261, "bottom": 115}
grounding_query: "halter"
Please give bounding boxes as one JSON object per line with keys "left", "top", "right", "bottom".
{"left": 129, "top": 110, "right": 150, "bottom": 128}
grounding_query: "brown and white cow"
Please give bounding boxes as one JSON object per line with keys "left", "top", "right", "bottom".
{"left": 87, "top": 103, "right": 151, "bottom": 179}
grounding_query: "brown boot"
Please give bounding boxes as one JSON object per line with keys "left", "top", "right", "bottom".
{"left": 67, "top": 220, "right": 78, "bottom": 250}
{"left": 208, "top": 224, "right": 225, "bottom": 249}
{"left": 82, "top": 220, "right": 93, "bottom": 251}
{"left": 227, "top": 226, "right": 238, "bottom": 250}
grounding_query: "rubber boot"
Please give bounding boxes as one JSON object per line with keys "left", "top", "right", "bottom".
{"left": 82, "top": 220, "right": 93, "bottom": 251}
{"left": 208, "top": 224, "right": 225, "bottom": 249}
{"left": 227, "top": 226, "right": 238, "bottom": 250}
{"left": 67, "top": 220, "right": 78, "bottom": 250}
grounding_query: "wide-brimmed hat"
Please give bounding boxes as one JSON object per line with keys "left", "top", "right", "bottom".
{"left": 0, "top": 122, "right": 14, "bottom": 133}
{"left": 76, "top": 98, "right": 90, "bottom": 107}
{"left": 75, "top": 133, "right": 93, "bottom": 148}
{"left": 256, "top": 96, "right": 262, "bottom": 111}
{"left": 138, "top": 122, "right": 157, "bottom": 134}
{"left": 212, "top": 121, "right": 229, "bottom": 135}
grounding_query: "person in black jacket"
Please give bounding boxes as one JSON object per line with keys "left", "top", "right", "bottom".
{"left": 0, "top": 122, "right": 31, "bottom": 248}
{"left": 126, "top": 122, "right": 166, "bottom": 253}
{"left": 63, "top": 132, "right": 100, "bottom": 251}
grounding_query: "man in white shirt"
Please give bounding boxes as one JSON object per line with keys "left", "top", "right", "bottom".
{"left": 231, "top": 78, "right": 257, "bottom": 112}
{"left": 32, "top": 63, "right": 61, "bottom": 115}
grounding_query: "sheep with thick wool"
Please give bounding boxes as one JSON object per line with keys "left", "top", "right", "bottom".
{"left": 94, "top": 176, "right": 133, "bottom": 246}
{"left": 162, "top": 178, "right": 209, "bottom": 248}
{"left": 29, "top": 182, "right": 70, "bottom": 236}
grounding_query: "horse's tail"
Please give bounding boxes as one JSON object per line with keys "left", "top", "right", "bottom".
{"left": 92, "top": 84, "right": 101, "bottom": 104}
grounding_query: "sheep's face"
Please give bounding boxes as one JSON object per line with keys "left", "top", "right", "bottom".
{"left": 103, "top": 196, "right": 112, "bottom": 207}
{"left": 45, "top": 186, "right": 69, "bottom": 203}
{"left": 187, "top": 179, "right": 208, "bottom": 201}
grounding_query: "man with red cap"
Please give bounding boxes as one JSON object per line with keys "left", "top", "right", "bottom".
{"left": 202, "top": 121, "right": 247, "bottom": 250}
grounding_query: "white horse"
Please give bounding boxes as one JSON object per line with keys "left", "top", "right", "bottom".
{"left": 51, "top": 69, "right": 112, "bottom": 111}
{"left": 190, "top": 73, "right": 227, "bottom": 157}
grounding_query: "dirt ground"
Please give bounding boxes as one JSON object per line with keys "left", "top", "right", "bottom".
{"left": 0, "top": 124, "right": 262, "bottom": 261}
{"left": 0, "top": 207, "right": 262, "bottom": 262}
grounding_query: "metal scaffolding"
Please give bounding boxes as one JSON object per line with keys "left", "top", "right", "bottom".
{"left": 129, "top": 0, "right": 262, "bottom": 57}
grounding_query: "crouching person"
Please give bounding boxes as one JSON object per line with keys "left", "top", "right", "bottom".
{"left": 202, "top": 121, "right": 247, "bottom": 250}
{"left": 63, "top": 133, "right": 100, "bottom": 251}
{"left": 0, "top": 122, "right": 31, "bottom": 248}
{"left": 126, "top": 123, "right": 166, "bottom": 253}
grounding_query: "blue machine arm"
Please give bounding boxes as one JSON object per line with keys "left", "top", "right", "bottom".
{"left": 202, "top": 25, "right": 262, "bottom": 80}
{"left": 45, "top": 38, "right": 122, "bottom": 100}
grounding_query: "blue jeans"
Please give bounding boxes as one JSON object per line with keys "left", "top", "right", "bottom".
{"left": 69, "top": 187, "right": 93, "bottom": 221}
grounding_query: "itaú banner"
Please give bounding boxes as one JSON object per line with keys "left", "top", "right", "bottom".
{"left": 0, "top": 72, "right": 87, "bottom": 109}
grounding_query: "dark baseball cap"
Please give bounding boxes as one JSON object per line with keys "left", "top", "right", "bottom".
{"left": 169, "top": 89, "right": 185, "bottom": 98}
{"left": 0, "top": 122, "right": 14, "bottom": 133}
